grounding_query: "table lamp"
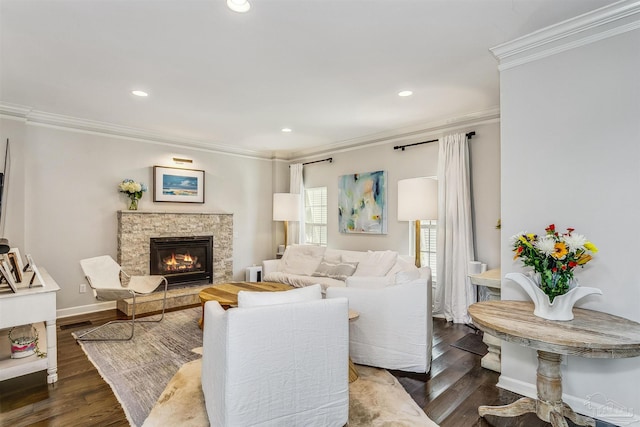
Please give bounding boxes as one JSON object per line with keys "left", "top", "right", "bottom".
{"left": 397, "top": 177, "right": 438, "bottom": 267}
{"left": 273, "top": 193, "right": 301, "bottom": 249}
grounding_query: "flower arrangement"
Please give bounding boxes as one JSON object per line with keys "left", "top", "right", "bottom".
{"left": 118, "top": 179, "right": 147, "bottom": 210}
{"left": 511, "top": 224, "right": 598, "bottom": 302}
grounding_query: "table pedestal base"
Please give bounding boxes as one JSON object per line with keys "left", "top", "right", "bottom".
{"left": 479, "top": 351, "right": 595, "bottom": 427}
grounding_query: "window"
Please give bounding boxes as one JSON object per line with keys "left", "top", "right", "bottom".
{"left": 304, "top": 187, "right": 327, "bottom": 246}
{"left": 419, "top": 220, "right": 437, "bottom": 284}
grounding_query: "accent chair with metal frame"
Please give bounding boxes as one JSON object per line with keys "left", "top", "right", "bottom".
{"left": 77, "top": 255, "right": 168, "bottom": 341}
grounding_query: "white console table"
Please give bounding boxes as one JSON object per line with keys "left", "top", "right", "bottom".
{"left": 469, "top": 268, "right": 502, "bottom": 372}
{"left": 0, "top": 269, "right": 60, "bottom": 383}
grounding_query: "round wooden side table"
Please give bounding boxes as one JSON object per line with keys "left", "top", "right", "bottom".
{"left": 469, "top": 300, "right": 640, "bottom": 427}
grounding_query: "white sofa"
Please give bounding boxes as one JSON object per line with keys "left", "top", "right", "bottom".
{"left": 262, "top": 244, "right": 433, "bottom": 373}
{"left": 202, "top": 284, "right": 349, "bottom": 427}
{"left": 262, "top": 244, "right": 419, "bottom": 292}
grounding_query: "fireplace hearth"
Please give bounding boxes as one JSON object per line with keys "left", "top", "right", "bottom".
{"left": 150, "top": 236, "right": 213, "bottom": 288}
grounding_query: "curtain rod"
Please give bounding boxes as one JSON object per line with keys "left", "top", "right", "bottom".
{"left": 393, "top": 131, "right": 476, "bottom": 151}
{"left": 290, "top": 157, "right": 333, "bottom": 167}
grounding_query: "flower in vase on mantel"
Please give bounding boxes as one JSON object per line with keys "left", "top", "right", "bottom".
{"left": 118, "top": 179, "right": 147, "bottom": 210}
{"left": 511, "top": 224, "right": 598, "bottom": 302}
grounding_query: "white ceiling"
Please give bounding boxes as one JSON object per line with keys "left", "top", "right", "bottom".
{"left": 0, "top": 0, "right": 617, "bottom": 158}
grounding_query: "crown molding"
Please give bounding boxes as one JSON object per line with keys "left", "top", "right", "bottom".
{"left": 0, "top": 102, "right": 275, "bottom": 161}
{"left": 1, "top": 102, "right": 500, "bottom": 163}
{"left": 490, "top": 0, "right": 640, "bottom": 70}
{"left": 286, "top": 107, "right": 501, "bottom": 162}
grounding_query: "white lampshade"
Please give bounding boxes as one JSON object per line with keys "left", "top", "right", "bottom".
{"left": 397, "top": 177, "right": 438, "bottom": 221}
{"left": 273, "top": 193, "right": 300, "bottom": 221}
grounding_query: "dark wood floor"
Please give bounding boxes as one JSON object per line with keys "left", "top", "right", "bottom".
{"left": 0, "top": 309, "right": 617, "bottom": 427}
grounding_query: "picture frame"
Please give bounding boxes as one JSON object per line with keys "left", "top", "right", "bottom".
{"left": 6, "top": 251, "right": 22, "bottom": 283}
{"left": 338, "top": 170, "right": 388, "bottom": 234}
{"left": 25, "top": 254, "right": 45, "bottom": 287}
{"left": 8, "top": 247, "right": 24, "bottom": 272}
{"left": 153, "top": 166, "right": 205, "bottom": 204}
{"left": 0, "top": 261, "right": 17, "bottom": 293}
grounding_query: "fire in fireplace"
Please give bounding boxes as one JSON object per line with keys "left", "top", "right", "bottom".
{"left": 150, "top": 236, "right": 213, "bottom": 288}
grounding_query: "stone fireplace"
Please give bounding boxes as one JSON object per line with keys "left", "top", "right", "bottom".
{"left": 117, "top": 211, "right": 233, "bottom": 288}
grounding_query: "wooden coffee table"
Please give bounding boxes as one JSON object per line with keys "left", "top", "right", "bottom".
{"left": 348, "top": 309, "right": 359, "bottom": 383}
{"left": 198, "top": 281, "right": 294, "bottom": 328}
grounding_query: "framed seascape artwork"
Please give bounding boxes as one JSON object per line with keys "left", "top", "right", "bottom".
{"left": 338, "top": 170, "right": 387, "bottom": 234}
{"left": 153, "top": 166, "right": 205, "bottom": 204}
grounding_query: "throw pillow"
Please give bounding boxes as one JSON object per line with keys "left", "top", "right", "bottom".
{"left": 237, "top": 283, "right": 322, "bottom": 308}
{"left": 353, "top": 250, "right": 398, "bottom": 277}
{"left": 280, "top": 244, "right": 326, "bottom": 276}
{"left": 312, "top": 259, "right": 359, "bottom": 281}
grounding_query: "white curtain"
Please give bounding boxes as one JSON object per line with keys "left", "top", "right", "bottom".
{"left": 289, "top": 163, "right": 305, "bottom": 245}
{"left": 433, "top": 132, "right": 476, "bottom": 323}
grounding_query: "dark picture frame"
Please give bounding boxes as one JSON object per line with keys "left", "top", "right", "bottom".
{"left": 153, "top": 166, "right": 205, "bottom": 204}
{"left": 0, "top": 261, "right": 17, "bottom": 293}
{"left": 7, "top": 252, "right": 22, "bottom": 283}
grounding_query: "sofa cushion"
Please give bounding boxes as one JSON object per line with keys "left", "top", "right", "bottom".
{"left": 237, "top": 283, "right": 322, "bottom": 308}
{"left": 312, "top": 259, "right": 359, "bottom": 281}
{"left": 339, "top": 250, "right": 370, "bottom": 264}
{"left": 353, "top": 250, "right": 398, "bottom": 277}
{"left": 280, "top": 244, "right": 326, "bottom": 276}
{"left": 322, "top": 249, "right": 343, "bottom": 263}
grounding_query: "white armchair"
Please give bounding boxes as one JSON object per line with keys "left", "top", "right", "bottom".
{"left": 326, "top": 266, "right": 433, "bottom": 373}
{"left": 201, "top": 289, "right": 349, "bottom": 427}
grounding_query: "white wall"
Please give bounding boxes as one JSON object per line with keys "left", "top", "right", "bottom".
{"left": 499, "top": 23, "right": 640, "bottom": 424}
{"left": 0, "top": 120, "right": 276, "bottom": 312}
{"left": 301, "top": 120, "right": 501, "bottom": 267}
{"left": 0, "top": 113, "right": 501, "bottom": 314}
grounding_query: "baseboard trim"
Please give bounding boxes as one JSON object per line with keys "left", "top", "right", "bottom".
{"left": 57, "top": 301, "right": 116, "bottom": 319}
{"left": 497, "top": 374, "right": 640, "bottom": 425}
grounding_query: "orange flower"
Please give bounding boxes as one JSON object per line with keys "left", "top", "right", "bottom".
{"left": 552, "top": 242, "right": 568, "bottom": 260}
{"left": 577, "top": 254, "right": 592, "bottom": 265}
{"left": 513, "top": 246, "right": 524, "bottom": 260}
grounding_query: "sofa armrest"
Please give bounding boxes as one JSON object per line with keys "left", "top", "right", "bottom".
{"left": 326, "top": 277, "right": 432, "bottom": 373}
{"left": 262, "top": 259, "right": 281, "bottom": 276}
{"left": 345, "top": 275, "right": 392, "bottom": 290}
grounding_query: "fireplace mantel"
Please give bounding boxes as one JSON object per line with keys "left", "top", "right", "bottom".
{"left": 117, "top": 211, "right": 233, "bottom": 285}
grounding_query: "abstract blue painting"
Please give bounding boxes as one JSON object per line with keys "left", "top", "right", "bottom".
{"left": 338, "top": 170, "right": 387, "bottom": 234}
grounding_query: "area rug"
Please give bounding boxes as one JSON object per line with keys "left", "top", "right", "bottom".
{"left": 143, "top": 357, "right": 438, "bottom": 427}
{"left": 73, "top": 307, "right": 204, "bottom": 426}
{"left": 75, "top": 307, "right": 439, "bottom": 427}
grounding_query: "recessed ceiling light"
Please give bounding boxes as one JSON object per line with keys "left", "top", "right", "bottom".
{"left": 227, "top": 0, "right": 250, "bottom": 13}
{"left": 398, "top": 90, "right": 413, "bottom": 97}
{"left": 131, "top": 90, "right": 148, "bottom": 97}
{"left": 281, "top": 128, "right": 292, "bottom": 133}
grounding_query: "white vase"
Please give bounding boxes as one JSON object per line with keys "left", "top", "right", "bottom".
{"left": 505, "top": 272, "right": 602, "bottom": 321}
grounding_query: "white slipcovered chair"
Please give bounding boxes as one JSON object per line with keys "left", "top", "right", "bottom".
{"left": 77, "top": 255, "right": 168, "bottom": 341}
{"left": 201, "top": 284, "right": 349, "bottom": 427}
{"left": 326, "top": 266, "right": 433, "bottom": 373}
